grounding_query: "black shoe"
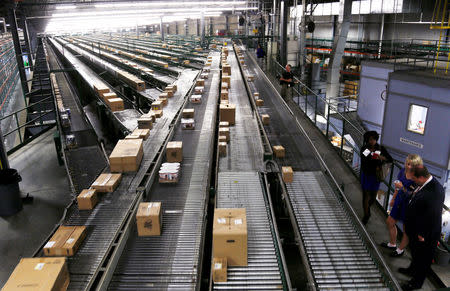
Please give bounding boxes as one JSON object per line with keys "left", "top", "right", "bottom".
{"left": 390, "top": 249, "right": 404, "bottom": 257}
{"left": 400, "top": 280, "right": 421, "bottom": 291}
{"left": 362, "top": 215, "right": 369, "bottom": 225}
{"left": 380, "top": 242, "right": 397, "bottom": 250}
{"left": 398, "top": 267, "right": 413, "bottom": 276}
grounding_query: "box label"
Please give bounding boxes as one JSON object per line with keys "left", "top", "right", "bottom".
{"left": 234, "top": 219, "right": 243, "bottom": 225}
{"left": 214, "top": 263, "right": 222, "bottom": 270}
{"left": 34, "top": 263, "right": 45, "bottom": 270}
{"left": 44, "top": 241, "right": 56, "bottom": 248}
{"left": 217, "top": 218, "right": 226, "bottom": 224}
{"left": 66, "top": 238, "right": 75, "bottom": 244}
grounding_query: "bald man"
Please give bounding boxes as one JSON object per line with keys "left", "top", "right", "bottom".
{"left": 279, "top": 64, "right": 294, "bottom": 100}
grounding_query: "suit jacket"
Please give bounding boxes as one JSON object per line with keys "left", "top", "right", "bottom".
{"left": 404, "top": 177, "right": 445, "bottom": 242}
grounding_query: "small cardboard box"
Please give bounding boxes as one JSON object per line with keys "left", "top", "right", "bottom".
{"left": 194, "top": 86, "right": 204, "bottom": 94}
{"left": 247, "top": 75, "right": 255, "bottom": 82}
{"left": 166, "top": 84, "right": 177, "bottom": 92}
{"left": 219, "top": 135, "right": 227, "bottom": 143}
{"left": 159, "top": 97, "right": 168, "bottom": 106}
{"left": 261, "top": 114, "right": 270, "bottom": 125}
{"left": 109, "top": 139, "right": 144, "bottom": 172}
{"left": 282, "top": 166, "right": 293, "bottom": 183}
{"left": 255, "top": 99, "right": 264, "bottom": 106}
{"left": 181, "top": 118, "right": 195, "bottom": 130}
{"left": 126, "top": 129, "right": 150, "bottom": 140}
{"left": 108, "top": 98, "right": 124, "bottom": 112}
{"left": 220, "top": 99, "right": 229, "bottom": 105}
{"left": 219, "top": 104, "right": 236, "bottom": 125}
{"left": 166, "top": 141, "right": 183, "bottom": 162}
{"left": 102, "top": 92, "right": 117, "bottom": 101}
{"left": 92, "top": 173, "right": 122, "bottom": 192}
{"left": 219, "top": 121, "right": 229, "bottom": 128}
{"left": 152, "top": 109, "right": 163, "bottom": 118}
{"left": 212, "top": 257, "right": 227, "bottom": 283}
{"left": 94, "top": 84, "right": 110, "bottom": 95}
{"left": 213, "top": 208, "right": 247, "bottom": 266}
{"left": 182, "top": 108, "right": 195, "bottom": 118}
{"left": 136, "top": 202, "right": 162, "bottom": 236}
{"left": 77, "top": 189, "right": 98, "bottom": 210}
{"left": 219, "top": 127, "right": 230, "bottom": 142}
{"left": 196, "top": 79, "right": 205, "bottom": 87}
{"left": 273, "top": 145, "right": 285, "bottom": 158}
{"left": 201, "top": 72, "right": 209, "bottom": 79}
{"left": 221, "top": 82, "right": 228, "bottom": 90}
{"left": 222, "top": 65, "right": 231, "bottom": 75}
{"left": 44, "top": 226, "right": 87, "bottom": 257}
{"left": 254, "top": 92, "right": 260, "bottom": 99}
{"left": 159, "top": 92, "right": 169, "bottom": 99}
{"left": 190, "top": 95, "right": 202, "bottom": 104}
{"left": 138, "top": 114, "right": 153, "bottom": 130}
{"left": 151, "top": 100, "right": 163, "bottom": 111}
{"left": 222, "top": 76, "right": 231, "bottom": 88}
{"left": 218, "top": 142, "right": 227, "bottom": 157}
{"left": 2, "top": 257, "right": 69, "bottom": 291}
{"left": 164, "top": 89, "right": 174, "bottom": 98}
{"left": 220, "top": 89, "right": 229, "bottom": 101}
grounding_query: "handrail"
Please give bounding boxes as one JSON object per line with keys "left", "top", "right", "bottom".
{"left": 0, "top": 95, "right": 54, "bottom": 121}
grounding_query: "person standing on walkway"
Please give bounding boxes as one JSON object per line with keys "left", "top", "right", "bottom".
{"left": 359, "top": 131, "right": 393, "bottom": 224}
{"left": 399, "top": 165, "right": 445, "bottom": 291}
{"left": 380, "top": 154, "right": 422, "bottom": 257}
{"left": 279, "top": 64, "right": 294, "bottom": 101}
{"left": 256, "top": 43, "right": 265, "bottom": 69}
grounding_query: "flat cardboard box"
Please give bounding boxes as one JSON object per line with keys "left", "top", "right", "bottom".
{"left": 152, "top": 109, "right": 163, "bottom": 118}
{"left": 222, "top": 65, "right": 231, "bottom": 75}
{"left": 220, "top": 99, "right": 229, "bottom": 105}
{"left": 136, "top": 202, "right": 162, "bottom": 236}
{"left": 109, "top": 139, "right": 144, "bottom": 172}
{"left": 196, "top": 79, "right": 205, "bottom": 87}
{"left": 219, "top": 104, "right": 236, "bottom": 125}
{"left": 254, "top": 92, "right": 260, "bottom": 99}
{"left": 126, "top": 129, "right": 150, "bottom": 140}
{"left": 159, "top": 92, "right": 169, "bottom": 99}
{"left": 94, "top": 84, "right": 110, "bottom": 95}
{"left": 219, "top": 127, "right": 230, "bottom": 142}
{"left": 152, "top": 100, "right": 163, "bottom": 111}
{"left": 102, "top": 92, "right": 117, "bottom": 100}
{"left": 219, "top": 121, "right": 229, "bottom": 128}
{"left": 166, "top": 84, "right": 177, "bottom": 92}
{"left": 221, "top": 82, "right": 228, "bottom": 90}
{"left": 255, "top": 99, "right": 264, "bottom": 106}
{"left": 273, "top": 145, "right": 285, "bottom": 158}
{"left": 261, "top": 114, "right": 270, "bottom": 125}
{"left": 164, "top": 89, "right": 174, "bottom": 98}
{"left": 282, "top": 166, "right": 293, "bottom": 183}
{"left": 2, "top": 257, "right": 69, "bottom": 291}
{"left": 220, "top": 89, "right": 229, "bottom": 101}
{"left": 182, "top": 108, "right": 195, "bottom": 118}
{"left": 77, "top": 189, "right": 98, "bottom": 210}
{"left": 44, "top": 226, "right": 87, "bottom": 257}
{"left": 166, "top": 141, "right": 183, "bottom": 162}
{"left": 213, "top": 208, "right": 247, "bottom": 266}
{"left": 159, "top": 97, "right": 168, "bottom": 106}
{"left": 212, "top": 257, "right": 227, "bottom": 283}
{"left": 91, "top": 173, "right": 122, "bottom": 192}
{"left": 222, "top": 76, "right": 231, "bottom": 88}
{"left": 219, "top": 142, "right": 227, "bottom": 157}
{"left": 219, "top": 135, "right": 227, "bottom": 143}
{"left": 108, "top": 98, "right": 124, "bottom": 112}
{"left": 138, "top": 114, "right": 153, "bottom": 130}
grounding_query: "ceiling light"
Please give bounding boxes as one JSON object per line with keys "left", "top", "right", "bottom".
{"left": 55, "top": 5, "right": 77, "bottom": 10}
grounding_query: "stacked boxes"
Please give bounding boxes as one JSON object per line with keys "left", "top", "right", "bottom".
{"left": 136, "top": 202, "right": 162, "bottom": 236}
{"left": 126, "top": 129, "right": 150, "bottom": 140}
{"left": 77, "top": 189, "right": 98, "bottom": 210}
{"left": 166, "top": 141, "right": 183, "bottom": 162}
{"left": 92, "top": 173, "right": 122, "bottom": 192}
{"left": 109, "top": 139, "right": 144, "bottom": 172}
{"left": 44, "top": 226, "right": 87, "bottom": 256}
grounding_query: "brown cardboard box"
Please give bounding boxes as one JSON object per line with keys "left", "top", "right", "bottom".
{"left": 220, "top": 89, "right": 229, "bottom": 101}
{"left": 138, "top": 114, "right": 153, "bottom": 130}
{"left": 254, "top": 92, "right": 259, "bottom": 99}
{"left": 247, "top": 75, "right": 255, "bottom": 82}
{"left": 183, "top": 60, "right": 190, "bottom": 65}
{"left": 213, "top": 208, "right": 247, "bottom": 266}
{"left": 218, "top": 142, "right": 227, "bottom": 157}
{"left": 159, "top": 97, "right": 168, "bottom": 106}
{"left": 164, "top": 89, "right": 174, "bottom": 98}
{"left": 166, "top": 141, "right": 183, "bottom": 162}
{"left": 2, "top": 257, "right": 69, "bottom": 291}
{"left": 212, "top": 257, "right": 227, "bottom": 282}
{"left": 219, "top": 128, "right": 230, "bottom": 142}
{"left": 222, "top": 65, "right": 231, "bottom": 75}
{"left": 219, "top": 104, "right": 236, "bottom": 125}
{"left": 219, "top": 121, "right": 229, "bottom": 128}
{"left": 44, "top": 226, "right": 87, "bottom": 257}
{"left": 108, "top": 98, "right": 124, "bottom": 112}
{"left": 102, "top": 92, "right": 117, "bottom": 101}
{"left": 182, "top": 108, "right": 195, "bottom": 118}
{"left": 77, "top": 189, "right": 98, "bottom": 210}
{"left": 91, "top": 173, "right": 122, "bottom": 192}
{"left": 219, "top": 136, "right": 227, "bottom": 143}
{"left": 136, "top": 202, "right": 162, "bottom": 236}
{"left": 273, "top": 145, "right": 285, "bottom": 158}
{"left": 159, "top": 92, "right": 169, "bottom": 99}
{"left": 109, "top": 139, "right": 144, "bottom": 172}
{"left": 282, "top": 166, "right": 293, "bottom": 183}
{"left": 221, "top": 82, "right": 228, "bottom": 90}
{"left": 222, "top": 76, "right": 231, "bottom": 88}
{"left": 196, "top": 79, "right": 205, "bottom": 87}
{"left": 152, "top": 109, "right": 163, "bottom": 118}
{"left": 166, "top": 84, "right": 177, "bottom": 92}
{"left": 255, "top": 99, "right": 264, "bottom": 106}
{"left": 152, "top": 100, "right": 163, "bottom": 111}
{"left": 261, "top": 114, "right": 270, "bottom": 125}
{"left": 126, "top": 129, "right": 150, "bottom": 140}
{"left": 94, "top": 83, "right": 110, "bottom": 95}
{"left": 220, "top": 99, "right": 229, "bottom": 105}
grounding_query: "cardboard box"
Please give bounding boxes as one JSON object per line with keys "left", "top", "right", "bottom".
{"left": 247, "top": 75, "right": 255, "bottom": 82}
{"left": 126, "top": 129, "right": 150, "bottom": 140}
{"left": 219, "top": 135, "right": 227, "bottom": 143}
{"left": 159, "top": 97, "right": 168, "bottom": 106}
{"left": 166, "top": 84, "right": 177, "bottom": 92}
{"left": 2, "top": 257, "right": 69, "bottom": 291}
{"left": 194, "top": 86, "right": 204, "bottom": 94}
{"left": 138, "top": 114, "right": 153, "bottom": 130}
{"left": 220, "top": 99, "right": 229, "bottom": 105}
{"left": 166, "top": 141, "right": 183, "bottom": 162}
{"left": 222, "top": 65, "right": 231, "bottom": 75}
{"left": 255, "top": 99, "right": 264, "bottom": 106}
{"left": 152, "top": 109, "right": 163, "bottom": 118}
{"left": 218, "top": 142, "right": 227, "bottom": 157}
{"left": 190, "top": 95, "right": 202, "bottom": 104}
{"left": 164, "top": 89, "right": 174, "bottom": 98}
{"left": 212, "top": 257, "right": 227, "bottom": 283}
{"left": 77, "top": 189, "right": 98, "bottom": 210}
{"left": 91, "top": 173, "right": 122, "bottom": 192}
{"left": 109, "top": 139, "right": 144, "bottom": 172}
{"left": 219, "top": 128, "right": 230, "bottom": 142}
{"left": 108, "top": 98, "right": 124, "bottom": 112}
{"left": 159, "top": 92, "right": 169, "bottom": 99}
{"left": 219, "top": 104, "right": 236, "bottom": 125}
{"left": 102, "top": 92, "right": 117, "bottom": 101}
{"left": 222, "top": 76, "right": 231, "bottom": 88}
{"left": 136, "top": 202, "right": 162, "bottom": 236}
{"left": 196, "top": 79, "right": 205, "bottom": 87}
{"left": 152, "top": 100, "right": 163, "bottom": 111}
{"left": 261, "top": 114, "right": 270, "bottom": 125}
{"left": 213, "top": 208, "right": 247, "bottom": 266}
{"left": 221, "top": 89, "right": 229, "bottom": 101}
{"left": 221, "top": 82, "right": 228, "bottom": 90}
{"left": 282, "top": 166, "right": 293, "bottom": 183}
{"left": 273, "top": 145, "right": 285, "bottom": 158}
{"left": 44, "top": 226, "right": 87, "bottom": 257}
{"left": 182, "top": 108, "right": 195, "bottom": 118}
{"left": 219, "top": 121, "right": 229, "bottom": 128}
{"left": 94, "top": 83, "right": 110, "bottom": 95}
{"left": 254, "top": 92, "right": 259, "bottom": 99}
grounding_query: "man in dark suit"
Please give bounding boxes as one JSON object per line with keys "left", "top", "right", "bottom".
{"left": 399, "top": 165, "right": 445, "bottom": 290}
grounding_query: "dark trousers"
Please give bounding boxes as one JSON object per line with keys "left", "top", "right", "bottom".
{"left": 408, "top": 237, "right": 437, "bottom": 287}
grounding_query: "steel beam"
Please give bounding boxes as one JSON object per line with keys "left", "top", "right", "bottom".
{"left": 21, "top": 17, "right": 34, "bottom": 71}
{"left": 0, "top": 122, "right": 10, "bottom": 170}
{"left": 280, "top": 0, "right": 288, "bottom": 66}
{"left": 8, "top": 8, "right": 29, "bottom": 96}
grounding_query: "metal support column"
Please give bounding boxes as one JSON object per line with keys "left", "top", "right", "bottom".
{"left": 196, "top": 19, "right": 200, "bottom": 36}
{"left": 0, "top": 123, "right": 10, "bottom": 170}
{"left": 185, "top": 20, "right": 189, "bottom": 36}
{"left": 325, "top": 0, "right": 352, "bottom": 113}
{"left": 378, "top": 14, "right": 385, "bottom": 59}
{"left": 299, "top": 0, "right": 306, "bottom": 80}
{"left": 225, "top": 14, "right": 229, "bottom": 34}
{"left": 8, "top": 8, "right": 29, "bottom": 96}
{"left": 22, "top": 17, "right": 34, "bottom": 70}
{"left": 175, "top": 21, "right": 179, "bottom": 35}
{"left": 200, "top": 12, "right": 205, "bottom": 45}
{"left": 209, "top": 17, "right": 213, "bottom": 37}
{"left": 280, "top": 0, "right": 288, "bottom": 66}
{"left": 160, "top": 17, "right": 165, "bottom": 41}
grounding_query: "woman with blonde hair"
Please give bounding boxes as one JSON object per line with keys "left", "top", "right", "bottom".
{"left": 380, "top": 154, "right": 423, "bottom": 257}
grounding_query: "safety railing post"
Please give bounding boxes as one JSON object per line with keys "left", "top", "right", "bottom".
{"left": 314, "top": 94, "right": 318, "bottom": 125}
{"left": 326, "top": 104, "right": 330, "bottom": 139}
{"left": 14, "top": 112, "right": 22, "bottom": 144}
{"left": 340, "top": 118, "right": 345, "bottom": 156}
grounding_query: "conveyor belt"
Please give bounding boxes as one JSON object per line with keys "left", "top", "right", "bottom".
{"left": 285, "top": 172, "right": 391, "bottom": 290}
{"left": 108, "top": 52, "right": 219, "bottom": 290}
{"left": 215, "top": 172, "right": 285, "bottom": 290}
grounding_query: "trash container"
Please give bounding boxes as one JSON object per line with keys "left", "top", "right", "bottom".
{"left": 0, "top": 168, "right": 22, "bottom": 216}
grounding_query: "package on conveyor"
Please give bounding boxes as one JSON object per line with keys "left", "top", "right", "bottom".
{"left": 166, "top": 84, "right": 177, "bottom": 92}
{"left": 102, "top": 92, "right": 117, "bottom": 101}
{"left": 136, "top": 202, "right": 162, "bottom": 236}
{"left": 212, "top": 257, "right": 227, "bottom": 283}
{"left": 164, "top": 89, "right": 174, "bottom": 98}
{"left": 181, "top": 118, "right": 195, "bottom": 130}
{"left": 255, "top": 99, "right": 264, "bottom": 106}
{"left": 107, "top": 98, "right": 124, "bottom": 112}
{"left": 194, "top": 86, "right": 204, "bottom": 94}
{"left": 138, "top": 113, "right": 154, "bottom": 130}
{"left": 218, "top": 142, "right": 227, "bottom": 157}
{"left": 166, "top": 141, "right": 183, "bottom": 162}
{"left": 218, "top": 127, "right": 230, "bottom": 142}
{"left": 151, "top": 100, "right": 163, "bottom": 111}
{"left": 44, "top": 225, "right": 87, "bottom": 256}
{"left": 159, "top": 162, "right": 181, "bottom": 183}
{"left": 77, "top": 189, "right": 98, "bottom": 210}
{"left": 94, "top": 83, "right": 110, "bottom": 95}
{"left": 159, "top": 92, "right": 169, "bottom": 99}
{"left": 109, "top": 139, "right": 144, "bottom": 172}
{"left": 221, "top": 82, "right": 228, "bottom": 90}
{"left": 190, "top": 94, "right": 202, "bottom": 104}
{"left": 182, "top": 108, "right": 195, "bottom": 119}
{"left": 261, "top": 114, "right": 270, "bottom": 125}
{"left": 254, "top": 92, "right": 259, "bottom": 99}
{"left": 126, "top": 128, "right": 150, "bottom": 140}
{"left": 196, "top": 79, "right": 205, "bottom": 87}
{"left": 2, "top": 257, "right": 69, "bottom": 291}
{"left": 272, "top": 145, "right": 285, "bottom": 158}
{"left": 200, "top": 72, "right": 209, "bottom": 79}
{"left": 159, "top": 97, "right": 168, "bottom": 106}
{"left": 219, "top": 104, "right": 236, "bottom": 125}
{"left": 218, "top": 135, "right": 227, "bottom": 143}
{"left": 92, "top": 173, "right": 122, "bottom": 192}
{"left": 282, "top": 166, "right": 294, "bottom": 183}
{"left": 222, "top": 76, "right": 231, "bottom": 88}
{"left": 203, "top": 67, "right": 211, "bottom": 73}
{"left": 152, "top": 109, "right": 163, "bottom": 118}
{"left": 247, "top": 74, "right": 255, "bottom": 82}
{"left": 220, "top": 89, "right": 229, "bottom": 101}
{"left": 213, "top": 208, "right": 247, "bottom": 266}
{"left": 222, "top": 65, "right": 231, "bottom": 75}
{"left": 183, "top": 60, "right": 190, "bottom": 65}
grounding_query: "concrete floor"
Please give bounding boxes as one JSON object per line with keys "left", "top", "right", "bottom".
{"left": 0, "top": 129, "right": 71, "bottom": 287}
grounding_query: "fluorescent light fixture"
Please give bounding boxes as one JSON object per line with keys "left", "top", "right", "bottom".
{"left": 55, "top": 5, "right": 77, "bottom": 10}
{"left": 95, "top": 1, "right": 246, "bottom": 8}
